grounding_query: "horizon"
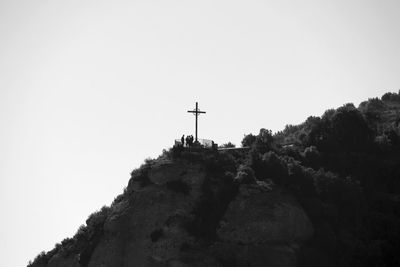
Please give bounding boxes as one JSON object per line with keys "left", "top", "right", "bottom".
{"left": 1, "top": 1, "right": 400, "bottom": 266}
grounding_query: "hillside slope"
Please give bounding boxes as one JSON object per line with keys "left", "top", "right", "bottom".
{"left": 29, "top": 154, "right": 313, "bottom": 267}
{"left": 30, "top": 91, "right": 400, "bottom": 267}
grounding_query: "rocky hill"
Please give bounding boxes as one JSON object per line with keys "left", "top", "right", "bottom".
{"left": 29, "top": 152, "right": 313, "bottom": 267}
{"left": 29, "top": 91, "right": 400, "bottom": 267}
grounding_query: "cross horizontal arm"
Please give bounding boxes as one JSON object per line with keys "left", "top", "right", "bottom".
{"left": 187, "top": 110, "right": 206, "bottom": 113}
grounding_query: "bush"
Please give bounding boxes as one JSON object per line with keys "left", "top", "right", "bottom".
{"left": 128, "top": 161, "right": 153, "bottom": 190}
{"left": 86, "top": 206, "right": 109, "bottom": 226}
{"left": 303, "top": 146, "right": 320, "bottom": 168}
{"left": 306, "top": 104, "right": 373, "bottom": 152}
{"left": 234, "top": 164, "right": 256, "bottom": 184}
{"left": 260, "top": 151, "right": 288, "bottom": 184}
{"left": 375, "top": 134, "right": 391, "bottom": 151}
{"left": 28, "top": 251, "right": 47, "bottom": 266}
{"left": 313, "top": 169, "right": 362, "bottom": 226}
{"left": 254, "top": 128, "right": 274, "bottom": 153}
{"left": 242, "top": 133, "right": 256, "bottom": 147}
{"left": 220, "top": 142, "right": 236, "bottom": 148}
{"left": 304, "top": 146, "right": 319, "bottom": 158}
{"left": 331, "top": 105, "right": 373, "bottom": 151}
{"left": 180, "top": 150, "right": 204, "bottom": 163}
{"left": 170, "top": 145, "right": 184, "bottom": 159}
{"left": 382, "top": 91, "right": 400, "bottom": 102}
{"left": 286, "top": 162, "right": 317, "bottom": 198}
{"left": 204, "top": 151, "right": 236, "bottom": 174}
{"left": 111, "top": 193, "right": 125, "bottom": 206}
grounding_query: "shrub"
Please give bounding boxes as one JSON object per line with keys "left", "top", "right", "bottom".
{"left": 242, "top": 133, "right": 256, "bottom": 147}
{"left": 111, "top": 193, "right": 125, "bottom": 206}
{"left": 313, "top": 169, "right": 362, "bottom": 225}
{"left": 260, "top": 151, "right": 288, "bottom": 184}
{"left": 385, "top": 129, "right": 400, "bottom": 147}
{"left": 382, "top": 91, "right": 400, "bottom": 102}
{"left": 86, "top": 205, "right": 110, "bottom": 229}
{"left": 170, "top": 144, "right": 184, "bottom": 159}
{"left": 254, "top": 128, "right": 274, "bottom": 153}
{"left": 204, "top": 151, "right": 236, "bottom": 174}
{"left": 375, "top": 134, "right": 391, "bottom": 151}
{"left": 183, "top": 151, "right": 203, "bottom": 162}
{"left": 73, "top": 224, "right": 88, "bottom": 241}
{"left": 220, "top": 142, "right": 236, "bottom": 148}
{"left": 306, "top": 104, "right": 373, "bottom": 152}
{"left": 128, "top": 162, "right": 153, "bottom": 189}
{"left": 234, "top": 164, "right": 256, "bottom": 184}
{"left": 303, "top": 146, "right": 320, "bottom": 168}
{"left": 331, "top": 105, "right": 373, "bottom": 151}
{"left": 29, "top": 251, "right": 47, "bottom": 266}
{"left": 366, "top": 98, "right": 386, "bottom": 111}
{"left": 286, "top": 162, "right": 317, "bottom": 197}
{"left": 304, "top": 146, "right": 319, "bottom": 158}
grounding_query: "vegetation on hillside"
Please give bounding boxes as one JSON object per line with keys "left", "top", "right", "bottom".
{"left": 248, "top": 91, "right": 400, "bottom": 266}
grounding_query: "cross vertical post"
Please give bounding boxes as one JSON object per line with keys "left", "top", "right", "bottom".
{"left": 195, "top": 102, "right": 199, "bottom": 142}
{"left": 187, "top": 102, "right": 206, "bottom": 143}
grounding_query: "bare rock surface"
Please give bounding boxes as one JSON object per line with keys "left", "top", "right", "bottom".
{"left": 218, "top": 184, "right": 314, "bottom": 244}
{"left": 89, "top": 162, "right": 206, "bottom": 267}
{"left": 214, "top": 183, "right": 314, "bottom": 267}
{"left": 31, "top": 159, "right": 313, "bottom": 267}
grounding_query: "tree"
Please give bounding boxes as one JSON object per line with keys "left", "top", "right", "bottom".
{"left": 254, "top": 128, "right": 274, "bottom": 154}
{"left": 307, "top": 105, "right": 373, "bottom": 152}
{"left": 241, "top": 133, "right": 256, "bottom": 147}
{"left": 330, "top": 105, "right": 373, "bottom": 151}
{"left": 382, "top": 92, "right": 400, "bottom": 102}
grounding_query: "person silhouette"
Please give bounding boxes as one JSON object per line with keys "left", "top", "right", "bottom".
{"left": 185, "top": 135, "right": 191, "bottom": 147}
{"left": 181, "top": 135, "right": 185, "bottom": 147}
{"left": 189, "top": 135, "right": 194, "bottom": 146}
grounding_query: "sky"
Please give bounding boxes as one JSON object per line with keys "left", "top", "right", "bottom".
{"left": 1, "top": 0, "right": 399, "bottom": 266}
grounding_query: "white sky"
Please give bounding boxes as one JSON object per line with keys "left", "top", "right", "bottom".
{"left": 1, "top": 1, "right": 399, "bottom": 266}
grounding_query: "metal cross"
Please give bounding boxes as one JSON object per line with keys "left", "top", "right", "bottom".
{"left": 187, "top": 102, "right": 206, "bottom": 143}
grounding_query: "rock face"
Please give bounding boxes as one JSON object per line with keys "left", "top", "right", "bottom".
{"left": 215, "top": 184, "right": 313, "bottom": 267}
{"left": 219, "top": 184, "right": 313, "bottom": 243}
{"left": 30, "top": 158, "right": 313, "bottom": 267}
{"left": 90, "top": 161, "right": 207, "bottom": 267}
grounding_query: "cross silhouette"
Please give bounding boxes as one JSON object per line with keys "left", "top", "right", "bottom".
{"left": 187, "top": 102, "right": 206, "bottom": 143}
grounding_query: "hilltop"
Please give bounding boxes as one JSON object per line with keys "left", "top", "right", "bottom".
{"left": 29, "top": 91, "right": 400, "bottom": 267}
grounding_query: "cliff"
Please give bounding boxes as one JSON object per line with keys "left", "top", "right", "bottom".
{"left": 29, "top": 152, "right": 313, "bottom": 267}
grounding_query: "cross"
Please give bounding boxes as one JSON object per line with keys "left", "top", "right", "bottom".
{"left": 187, "top": 102, "right": 206, "bottom": 143}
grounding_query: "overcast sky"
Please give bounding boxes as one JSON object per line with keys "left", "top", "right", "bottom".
{"left": 1, "top": 1, "right": 400, "bottom": 266}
